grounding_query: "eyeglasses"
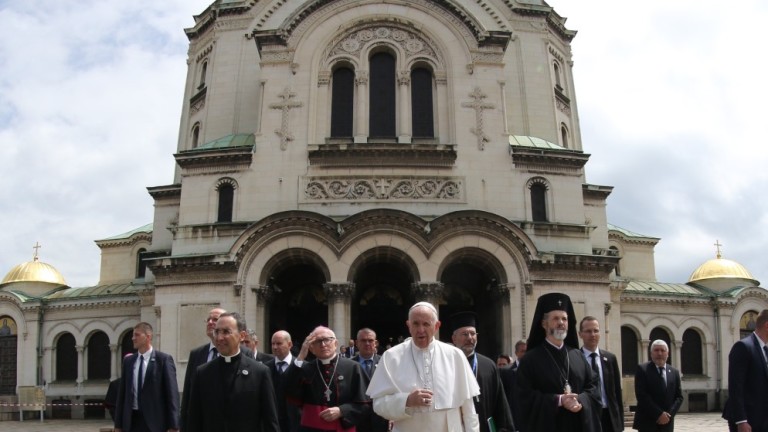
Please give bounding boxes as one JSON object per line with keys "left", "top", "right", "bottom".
{"left": 312, "top": 337, "right": 336, "bottom": 346}
{"left": 457, "top": 331, "right": 478, "bottom": 338}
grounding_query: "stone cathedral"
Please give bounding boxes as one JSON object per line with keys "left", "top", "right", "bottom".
{"left": 1, "top": 0, "right": 766, "bottom": 420}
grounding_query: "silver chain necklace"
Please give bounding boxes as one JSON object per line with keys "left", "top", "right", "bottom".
{"left": 315, "top": 356, "right": 340, "bottom": 403}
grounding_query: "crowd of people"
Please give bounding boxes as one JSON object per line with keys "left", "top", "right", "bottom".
{"left": 105, "top": 295, "right": 768, "bottom": 432}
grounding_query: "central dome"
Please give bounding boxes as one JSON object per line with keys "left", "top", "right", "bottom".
{"left": 1, "top": 258, "right": 67, "bottom": 286}
{"left": 688, "top": 257, "right": 758, "bottom": 285}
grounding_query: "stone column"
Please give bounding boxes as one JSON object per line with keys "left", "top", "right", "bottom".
{"left": 252, "top": 284, "right": 273, "bottom": 346}
{"left": 398, "top": 71, "right": 411, "bottom": 143}
{"left": 109, "top": 344, "right": 119, "bottom": 380}
{"left": 323, "top": 283, "right": 355, "bottom": 343}
{"left": 673, "top": 339, "right": 683, "bottom": 369}
{"left": 75, "top": 345, "right": 84, "bottom": 384}
{"left": 640, "top": 339, "right": 651, "bottom": 363}
{"left": 435, "top": 73, "right": 448, "bottom": 141}
{"left": 354, "top": 71, "right": 369, "bottom": 143}
{"left": 317, "top": 72, "right": 330, "bottom": 141}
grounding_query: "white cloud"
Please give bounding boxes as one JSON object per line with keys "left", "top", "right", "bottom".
{"left": 1, "top": 0, "right": 766, "bottom": 289}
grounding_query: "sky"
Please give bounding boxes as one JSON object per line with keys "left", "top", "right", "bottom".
{"left": 0, "top": 0, "right": 766, "bottom": 288}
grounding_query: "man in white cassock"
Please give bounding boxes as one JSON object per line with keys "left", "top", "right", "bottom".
{"left": 366, "top": 301, "right": 480, "bottom": 432}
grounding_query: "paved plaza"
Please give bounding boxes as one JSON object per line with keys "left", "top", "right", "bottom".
{"left": 1, "top": 412, "right": 730, "bottom": 432}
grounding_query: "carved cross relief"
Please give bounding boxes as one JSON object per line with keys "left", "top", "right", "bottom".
{"left": 270, "top": 87, "right": 304, "bottom": 150}
{"left": 461, "top": 87, "right": 495, "bottom": 150}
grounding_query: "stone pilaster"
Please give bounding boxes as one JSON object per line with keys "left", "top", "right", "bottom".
{"left": 323, "top": 282, "right": 355, "bottom": 342}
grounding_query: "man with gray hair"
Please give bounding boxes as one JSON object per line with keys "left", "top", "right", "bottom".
{"left": 366, "top": 301, "right": 481, "bottom": 431}
{"left": 243, "top": 329, "right": 275, "bottom": 363}
{"left": 633, "top": 339, "right": 682, "bottom": 432}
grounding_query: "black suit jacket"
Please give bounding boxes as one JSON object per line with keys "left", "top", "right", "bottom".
{"left": 188, "top": 353, "right": 279, "bottom": 432}
{"left": 583, "top": 348, "right": 623, "bottom": 432}
{"left": 723, "top": 333, "right": 768, "bottom": 430}
{"left": 181, "top": 342, "right": 213, "bottom": 431}
{"left": 114, "top": 349, "right": 180, "bottom": 432}
{"left": 256, "top": 351, "right": 275, "bottom": 363}
{"left": 351, "top": 354, "right": 388, "bottom": 432}
{"left": 633, "top": 362, "right": 682, "bottom": 431}
{"left": 265, "top": 357, "right": 302, "bottom": 432}
{"left": 499, "top": 367, "right": 521, "bottom": 432}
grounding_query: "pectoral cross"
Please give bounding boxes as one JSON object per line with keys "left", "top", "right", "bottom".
{"left": 324, "top": 388, "right": 332, "bottom": 402}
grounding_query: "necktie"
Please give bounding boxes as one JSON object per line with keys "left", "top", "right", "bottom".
{"left": 209, "top": 347, "right": 218, "bottom": 362}
{"left": 763, "top": 346, "right": 768, "bottom": 367}
{"left": 364, "top": 359, "right": 373, "bottom": 376}
{"left": 590, "top": 352, "right": 599, "bottom": 376}
{"left": 277, "top": 361, "right": 287, "bottom": 374}
{"left": 137, "top": 355, "right": 145, "bottom": 402}
{"left": 658, "top": 366, "right": 666, "bottom": 385}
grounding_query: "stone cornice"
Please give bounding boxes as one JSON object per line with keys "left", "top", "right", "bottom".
{"left": 505, "top": 1, "right": 576, "bottom": 42}
{"left": 95, "top": 233, "right": 152, "bottom": 249}
{"left": 175, "top": 146, "right": 254, "bottom": 172}
{"left": 147, "top": 184, "right": 182, "bottom": 200}
{"left": 608, "top": 231, "right": 660, "bottom": 247}
{"left": 509, "top": 146, "right": 590, "bottom": 174}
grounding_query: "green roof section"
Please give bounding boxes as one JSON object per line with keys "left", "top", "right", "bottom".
{"left": 608, "top": 223, "right": 659, "bottom": 240}
{"left": 188, "top": 133, "right": 255, "bottom": 152}
{"left": 508, "top": 135, "right": 567, "bottom": 150}
{"left": 98, "top": 223, "right": 153, "bottom": 242}
{"left": 45, "top": 282, "right": 144, "bottom": 300}
{"left": 625, "top": 280, "right": 704, "bottom": 297}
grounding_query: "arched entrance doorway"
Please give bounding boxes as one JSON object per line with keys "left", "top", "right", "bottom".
{"left": 438, "top": 249, "right": 506, "bottom": 357}
{"left": 350, "top": 249, "right": 415, "bottom": 351}
{"left": 266, "top": 260, "right": 329, "bottom": 344}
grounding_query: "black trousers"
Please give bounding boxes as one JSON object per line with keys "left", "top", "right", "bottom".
{"left": 130, "top": 410, "right": 152, "bottom": 432}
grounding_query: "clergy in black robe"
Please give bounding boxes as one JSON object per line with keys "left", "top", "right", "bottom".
{"left": 187, "top": 312, "right": 280, "bottom": 432}
{"left": 450, "top": 312, "right": 514, "bottom": 432}
{"left": 286, "top": 326, "right": 371, "bottom": 431}
{"left": 514, "top": 293, "right": 602, "bottom": 432}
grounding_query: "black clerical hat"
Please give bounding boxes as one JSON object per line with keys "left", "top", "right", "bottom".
{"left": 448, "top": 311, "right": 477, "bottom": 333}
{"left": 527, "top": 292, "right": 578, "bottom": 349}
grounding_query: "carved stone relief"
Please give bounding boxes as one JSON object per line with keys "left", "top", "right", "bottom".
{"left": 302, "top": 176, "right": 464, "bottom": 202}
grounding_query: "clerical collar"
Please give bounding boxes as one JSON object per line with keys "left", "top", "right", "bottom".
{"left": 221, "top": 350, "right": 241, "bottom": 363}
{"left": 319, "top": 354, "right": 337, "bottom": 365}
{"left": 545, "top": 338, "right": 565, "bottom": 350}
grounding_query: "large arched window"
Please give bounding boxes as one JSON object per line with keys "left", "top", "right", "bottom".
{"left": 411, "top": 67, "right": 434, "bottom": 138}
{"left": 56, "top": 332, "right": 77, "bottom": 381}
{"left": 649, "top": 327, "right": 672, "bottom": 364}
{"left": 609, "top": 246, "right": 621, "bottom": 276}
{"left": 530, "top": 183, "right": 548, "bottom": 222}
{"left": 560, "top": 123, "right": 569, "bottom": 148}
{"left": 621, "top": 326, "right": 639, "bottom": 375}
{"left": 0, "top": 316, "right": 18, "bottom": 395}
{"left": 369, "top": 52, "right": 396, "bottom": 137}
{"left": 681, "top": 328, "right": 703, "bottom": 375}
{"left": 198, "top": 60, "right": 208, "bottom": 89}
{"left": 136, "top": 248, "right": 148, "bottom": 278}
{"left": 553, "top": 61, "right": 562, "bottom": 89}
{"left": 191, "top": 122, "right": 201, "bottom": 148}
{"left": 87, "top": 331, "right": 111, "bottom": 380}
{"left": 217, "top": 182, "right": 235, "bottom": 223}
{"left": 330, "top": 67, "right": 355, "bottom": 137}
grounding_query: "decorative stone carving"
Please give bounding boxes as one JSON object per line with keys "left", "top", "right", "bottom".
{"left": 355, "top": 71, "right": 369, "bottom": 86}
{"left": 411, "top": 282, "right": 444, "bottom": 302}
{"left": 556, "top": 98, "right": 571, "bottom": 115}
{"left": 461, "top": 87, "right": 495, "bottom": 150}
{"left": 303, "top": 176, "right": 463, "bottom": 202}
{"left": 397, "top": 71, "right": 410, "bottom": 86}
{"left": 269, "top": 87, "right": 304, "bottom": 150}
{"left": 326, "top": 24, "right": 441, "bottom": 68}
{"left": 323, "top": 283, "right": 355, "bottom": 301}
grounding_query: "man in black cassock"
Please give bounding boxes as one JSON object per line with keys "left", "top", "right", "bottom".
{"left": 450, "top": 312, "right": 514, "bottom": 432}
{"left": 514, "top": 292, "right": 602, "bottom": 432}
{"left": 286, "top": 326, "right": 370, "bottom": 431}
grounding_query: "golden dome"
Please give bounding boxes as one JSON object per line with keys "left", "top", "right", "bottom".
{"left": 1, "top": 257, "right": 66, "bottom": 286}
{"left": 688, "top": 257, "right": 757, "bottom": 284}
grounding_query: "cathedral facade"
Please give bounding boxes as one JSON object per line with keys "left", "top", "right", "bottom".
{"left": 1, "top": 0, "right": 766, "bottom": 420}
